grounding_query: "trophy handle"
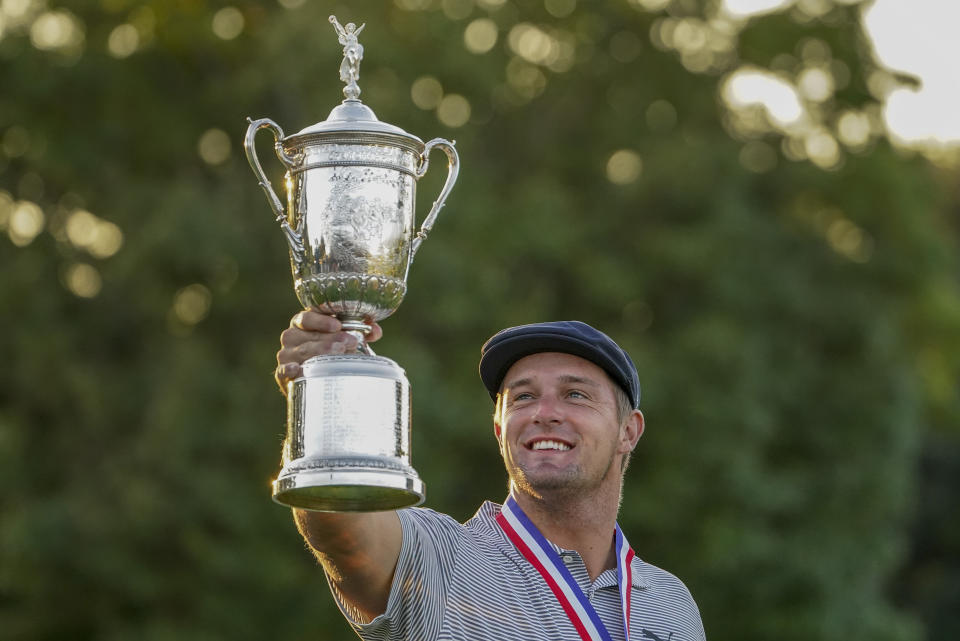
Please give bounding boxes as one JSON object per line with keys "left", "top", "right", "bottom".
{"left": 244, "top": 117, "right": 305, "bottom": 263}
{"left": 410, "top": 138, "right": 459, "bottom": 261}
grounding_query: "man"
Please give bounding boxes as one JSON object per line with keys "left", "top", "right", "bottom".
{"left": 276, "top": 311, "right": 706, "bottom": 640}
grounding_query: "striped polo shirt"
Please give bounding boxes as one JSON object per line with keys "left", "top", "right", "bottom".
{"left": 328, "top": 501, "right": 706, "bottom": 641}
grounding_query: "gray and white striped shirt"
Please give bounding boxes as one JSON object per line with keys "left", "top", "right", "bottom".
{"left": 328, "top": 501, "right": 706, "bottom": 641}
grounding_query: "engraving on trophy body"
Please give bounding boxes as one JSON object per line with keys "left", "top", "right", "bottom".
{"left": 300, "top": 375, "right": 408, "bottom": 459}
{"left": 276, "top": 354, "right": 419, "bottom": 510}
{"left": 289, "top": 142, "right": 417, "bottom": 321}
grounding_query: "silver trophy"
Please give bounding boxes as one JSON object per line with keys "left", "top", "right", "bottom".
{"left": 244, "top": 16, "right": 459, "bottom": 511}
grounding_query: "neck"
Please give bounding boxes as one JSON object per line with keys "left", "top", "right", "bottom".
{"left": 510, "top": 483, "right": 621, "bottom": 581}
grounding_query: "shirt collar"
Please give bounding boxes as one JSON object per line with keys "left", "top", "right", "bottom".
{"left": 477, "top": 500, "right": 651, "bottom": 590}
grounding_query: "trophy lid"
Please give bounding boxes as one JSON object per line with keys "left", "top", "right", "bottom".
{"left": 289, "top": 16, "right": 423, "bottom": 146}
{"left": 292, "top": 99, "right": 419, "bottom": 141}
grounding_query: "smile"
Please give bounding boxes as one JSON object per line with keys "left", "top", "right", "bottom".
{"left": 529, "top": 439, "right": 572, "bottom": 451}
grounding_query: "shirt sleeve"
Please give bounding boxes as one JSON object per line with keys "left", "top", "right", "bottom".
{"left": 634, "top": 559, "right": 708, "bottom": 641}
{"left": 671, "top": 577, "right": 706, "bottom": 641}
{"left": 661, "top": 576, "right": 707, "bottom": 641}
{"left": 327, "top": 507, "right": 467, "bottom": 641}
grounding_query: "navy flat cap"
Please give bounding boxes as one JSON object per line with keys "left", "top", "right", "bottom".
{"left": 479, "top": 321, "right": 640, "bottom": 409}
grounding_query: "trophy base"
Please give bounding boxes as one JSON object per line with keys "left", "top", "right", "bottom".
{"left": 273, "top": 467, "right": 425, "bottom": 512}
{"left": 272, "top": 354, "right": 425, "bottom": 512}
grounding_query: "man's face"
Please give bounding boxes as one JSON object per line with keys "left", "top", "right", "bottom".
{"left": 494, "top": 352, "right": 641, "bottom": 498}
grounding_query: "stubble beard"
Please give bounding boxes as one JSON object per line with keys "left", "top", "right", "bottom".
{"left": 510, "top": 449, "right": 618, "bottom": 498}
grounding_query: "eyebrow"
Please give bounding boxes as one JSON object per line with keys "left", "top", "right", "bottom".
{"left": 557, "top": 375, "right": 600, "bottom": 387}
{"left": 502, "top": 374, "right": 601, "bottom": 390}
{"left": 502, "top": 377, "right": 533, "bottom": 390}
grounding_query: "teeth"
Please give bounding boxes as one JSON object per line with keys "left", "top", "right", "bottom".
{"left": 531, "top": 440, "right": 571, "bottom": 451}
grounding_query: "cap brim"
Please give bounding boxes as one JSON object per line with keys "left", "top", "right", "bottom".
{"left": 480, "top": 333, "right": 619, "bottom": 400}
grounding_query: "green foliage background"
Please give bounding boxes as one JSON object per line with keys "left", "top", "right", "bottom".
{"left": 1, "top": 1, "right": 958, "bottom": 639}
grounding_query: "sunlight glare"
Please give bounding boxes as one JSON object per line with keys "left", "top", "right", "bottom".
{"left": 211, "top": 7, "right": 244, "bottom": 40}
{"left": 863, "top": 0, "right": 960, "bottom": 146}
{"left": 721, "top": 0, "right": 793, "bottom": 19}
{"left": 797, "top": 67, "right": 833, "bottom": 102}
{"left": 107, "top": 23, "right": 139, "bottom": 58}
{"left": 173, "top": 284, "right": 212, "bottom": 325}
{"left": 464, "top": 18, "right": 497, "bottom": 54}
{"left": 509, "top": 24, "right": 557, "bottom": 66}
{"left": 804, "top": 128, "right": 841, "bottom": 169}
{"left": 836, "top": 111, "right": 871, "bottom": 149}
{"left": 29, "top": 10, "right": 84, "bottom": 51}
{"left": 437, "top": 94, "right": 471, "bottom": 128}
{"left": 606, "top": 150, "right": 643, "bottom": 185}
{"left": 722, "top": 68, "right": 804, "bottom": 129}
{"left": 627, "top": 0, "right": 671, "bottom": 11}
{"left": 65, "top": 209, "right": 124, "bottom": 258}
{"left": 1, "top": 0, "right": 35, "bottom": 22}
{"left": 506, "top": 57, "right": 547, "bottom": 99}
{"left": 64, "top": 263, "right": 102, "bottom": 298}
{"left": 545, "top": 0, "right": 576, "bottom": 18}
{"left": 411, "top": 76, "right": 444, "bottom": 110}
{"left": 884, "top": 85, "right": 960, "bottom": 147}
{"left": 826, "top": 218, "right": 872, "bottom": 263}
{"left": 197, "top": 129, "right": 231, "bottom": 165}
{"left": 8, "top": 200, "right": 43, "bottom": 246}
{"left": 442, "top": 0, "right": 474, "bottom": 20}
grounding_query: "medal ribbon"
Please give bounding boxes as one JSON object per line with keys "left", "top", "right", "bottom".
{"left": 496, "top": 495, "right": 634, "bottom": 641}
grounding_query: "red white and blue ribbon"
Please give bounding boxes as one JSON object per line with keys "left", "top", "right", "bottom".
{"left": 496, "top": 495, "right": 634, "bottom": 641}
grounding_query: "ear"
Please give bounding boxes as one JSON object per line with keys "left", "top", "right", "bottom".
{"left": 619, "top": 409, "right": 644, "bottom": 453}
{"left": 493, "top": 420, "right": 505, "bottom": 454}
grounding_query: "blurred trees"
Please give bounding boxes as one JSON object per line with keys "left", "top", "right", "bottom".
{"left": 1, "top": 1, "right": 958, "bottom": 640}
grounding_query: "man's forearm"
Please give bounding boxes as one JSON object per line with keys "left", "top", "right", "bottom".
{"left": 292, "top": 508, "right": 402, "bottom": 621}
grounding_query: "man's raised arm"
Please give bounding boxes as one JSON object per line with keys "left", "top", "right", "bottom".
{"left": 277, "top": 310, "right": 402, "bottom": 623}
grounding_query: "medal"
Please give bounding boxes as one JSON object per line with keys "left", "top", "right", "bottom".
{"left": 497, "top": 495, "right": 634, "bottom": 641}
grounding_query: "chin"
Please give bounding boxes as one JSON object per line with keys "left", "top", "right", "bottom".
{"left": 514, "top": 467, "right": 589, "bottom": 493}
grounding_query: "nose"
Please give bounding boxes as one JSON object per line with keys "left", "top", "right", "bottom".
{"left": 532, "top": 395, "right": 563, "bottom": 424}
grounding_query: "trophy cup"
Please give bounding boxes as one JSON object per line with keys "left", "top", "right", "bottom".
{"left": 244, "top": 16, "right": 459, "bottom": 511}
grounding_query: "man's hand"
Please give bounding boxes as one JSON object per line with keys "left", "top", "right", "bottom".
{"left": 275, "top": 310, "right": 383, "bottom": 394}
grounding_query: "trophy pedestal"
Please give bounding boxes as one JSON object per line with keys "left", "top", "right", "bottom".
{"left": 272, "top": 354, "right": 426, "bottom": 512}
{"left": 273, "top": 466, "right": 424, "bottom": 512}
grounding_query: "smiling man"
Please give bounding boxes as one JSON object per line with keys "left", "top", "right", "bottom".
{"left": 276, "top": 316, "right": 706, "bottom": 640}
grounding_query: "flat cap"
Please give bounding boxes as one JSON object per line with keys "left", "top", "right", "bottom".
{"left": 479, "top": 320, "right": 640, "bottom": 409}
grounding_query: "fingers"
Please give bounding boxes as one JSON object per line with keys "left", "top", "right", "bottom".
{"left": 276, "top": 311, "right": 376, "bottom": 366}
{"left": 277, "top": 330, "right": 357, "bottom": 394}
{"left": 275, "top": 310, "right": 385, "bottom": 395}
{"left": 291, "top": 309, "right": 342, "bottom": 332}
{"left": 277, "top": 334, "right": 360, "bottom": 370}
{"left": 289, "top": 309, "right": 382, "bottom": 342}
{"left": 275, "top": 362, "right": 301, "bottom": 396}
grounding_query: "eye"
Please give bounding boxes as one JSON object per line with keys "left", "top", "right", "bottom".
{"left": 513, "top": 392, "right": 534, "bottom": 401}
{"left": 566, "top": 390, "right": 588, "bottom": 399}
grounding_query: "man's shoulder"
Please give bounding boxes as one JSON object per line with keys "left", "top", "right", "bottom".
{"left": 634, "top": 557, "right": 696, "bottom": 594}
{"left": 632, "top": 555, "right": 703, "bottom": 626}
{"left": 398, "top": 501, "right": 503, "bottom": 545}
{"left": 390, "top": 502, "right": 507, "bottom": 573}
